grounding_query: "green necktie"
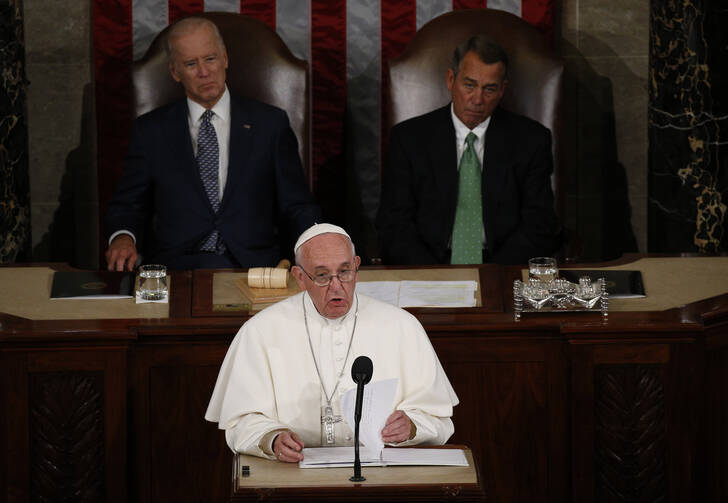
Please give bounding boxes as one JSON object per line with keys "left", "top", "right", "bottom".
{"left": 451, "top": 132, "right": 483, "bottom": 264}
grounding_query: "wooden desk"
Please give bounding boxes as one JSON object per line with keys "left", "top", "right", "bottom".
{"left": 1, "top": 257, "right": 727, "bottom": 502}
{"left": 230, "top": 447, "right": 485, "bottom": 502}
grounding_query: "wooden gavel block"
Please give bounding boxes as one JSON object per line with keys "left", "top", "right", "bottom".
{"left": 247, "top": 260, "right": 291, "bottom": 289}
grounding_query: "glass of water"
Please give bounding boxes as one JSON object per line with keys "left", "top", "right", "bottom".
{"left": 528, "top": 257, "right": 558, "bottom": 283}
{"left": 137, "top": 264, "right": 168, "bottom": 301}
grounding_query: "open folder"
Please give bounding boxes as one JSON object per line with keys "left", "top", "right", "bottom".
{"left": 299, "top": 446, "right": 468, "bottom": 468}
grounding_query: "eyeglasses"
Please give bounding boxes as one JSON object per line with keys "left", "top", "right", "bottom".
{"left": 299, "top": 266, "right": 358, "bottom": 287}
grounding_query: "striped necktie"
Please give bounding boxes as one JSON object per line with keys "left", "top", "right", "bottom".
{"left": 451, "top": 132, "right": 483, "bottom": 264}
{"left": 197, "top": 109, "right": 225, "bottom": 254}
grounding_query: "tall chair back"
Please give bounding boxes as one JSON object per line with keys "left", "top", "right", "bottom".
{"left": 386, "top": 8, "right": 564, "bottom": 217}
{"left": 132, "top": 12, "right": 311, "bottom": 185}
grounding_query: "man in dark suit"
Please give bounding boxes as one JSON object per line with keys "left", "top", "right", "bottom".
{"left": 377, "top": 35, "right": 558, "bottom": 265}
{"left": 105, "top": 16, "right": 320, "bottom": 271}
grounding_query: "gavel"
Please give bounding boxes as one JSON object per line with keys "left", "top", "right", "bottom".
{"left": 247, "top": 259, "right": 291, "bottom": 289}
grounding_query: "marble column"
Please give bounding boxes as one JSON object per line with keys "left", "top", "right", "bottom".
{"left": 0, "top": 0, "right": 32, "bottom": 263}
{"left": 649, "top": 0, "right": 727, "bottom": 253}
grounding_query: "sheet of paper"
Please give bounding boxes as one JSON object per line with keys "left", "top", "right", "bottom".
{"left": 299, "top": 447, "right": 470, "bottom": 468}
{"left": 341, "top": 377, "right": 397, "bottom": 454}
{"left": 398, "top": 280, "right": 477, "bottom": 307}
{"left": 382, "top": 447, "right": 469, "bottom": 466}
{"left": 355, "top": 281, "right": 401, "bottom": 306}
{"left": 299, "top": 446, "right": 382, "bottom": 468}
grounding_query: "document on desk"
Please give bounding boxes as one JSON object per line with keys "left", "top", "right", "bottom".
{"left": 50, "top": 271, "right": 135, "bottom": 299}
{"left": 355, "top": 280, "right": 477, "bottom": 308}
{"left": 299, "top": 447, "right": 469, "bottom": 468}
{"left": 398, "top": 280, "right": 477, "bottom": 307}
{"left": 355, "top": 281, "right": 400, "bottom": 306}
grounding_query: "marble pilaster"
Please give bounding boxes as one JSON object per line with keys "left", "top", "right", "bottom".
{"left": 0, "top": 0, "right": 32, "bottom": 263}
{"left": 649, "top": 0, "right": 727, "bottom": 253}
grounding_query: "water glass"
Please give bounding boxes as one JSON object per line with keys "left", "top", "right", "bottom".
{"left": 528, "top": 257, "right": 558, "bottom": 283}
{"left": 137, "top": 264, "right": 168, "bottom": 301}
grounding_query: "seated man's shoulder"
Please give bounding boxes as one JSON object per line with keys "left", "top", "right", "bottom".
{"left": 391, "top": 105, "right": 449, "bottom": 135}
{"left": 231, "top": 94, "right": 287, "bottom": 122}
{"left": 135, "top": 99, "right": 185, "bottom": 126}
{"left": 495, "top": 107, "right": 551, "bottom": 138}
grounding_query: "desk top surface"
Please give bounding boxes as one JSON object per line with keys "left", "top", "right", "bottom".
{"left": 233, "top": 448, "right": 479, "bottom": 489}
{"left": 1, "top": 256, "right": 727, "bottom": 330}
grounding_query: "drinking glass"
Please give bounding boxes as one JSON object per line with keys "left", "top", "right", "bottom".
{"left": 528, "top": 257, "right": 558, "bottom": 283}
{"left": 137, "top": 264, "right": 168, "bottom": 301}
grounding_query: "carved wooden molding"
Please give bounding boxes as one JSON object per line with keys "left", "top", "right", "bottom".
{"left": 594, "top": 365, "right": 667, "bottom": 502}
{"left": 29, "top": 372, "right": 105, "bottom": 501}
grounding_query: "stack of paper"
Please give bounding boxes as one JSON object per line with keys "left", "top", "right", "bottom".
{"left": 299, "top": 446, "right": 468, "bottom": 468}
{"left": 355, "top": 280, "right": 477, "bottom": 308}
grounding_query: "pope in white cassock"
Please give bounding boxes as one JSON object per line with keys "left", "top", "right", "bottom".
{"left": 205, "top": 223, "right": 459, "bottom": 462}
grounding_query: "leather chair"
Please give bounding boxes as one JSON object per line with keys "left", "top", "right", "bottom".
{"left": 386, "top": 8, "right": 565, "bottom": 220}
{"left": 132, "top": 12, "right": 311, "bottom": 186}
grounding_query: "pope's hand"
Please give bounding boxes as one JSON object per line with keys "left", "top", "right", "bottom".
{"left": 381, "top": 410, "right": 414, "bottom": 443}
{"left": 273, "top": 430, "right": 304, "bottom": 462}
{"left": 106, "top": 234, "right": 138, "bottom": 272}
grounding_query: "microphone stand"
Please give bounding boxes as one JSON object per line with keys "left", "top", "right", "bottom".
{"left": 350, "top": 376, "right": 366, "bottom": 482}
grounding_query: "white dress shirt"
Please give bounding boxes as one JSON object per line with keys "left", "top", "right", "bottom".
{"left": 451, "top": 104, "right": 490, "bottom": 170}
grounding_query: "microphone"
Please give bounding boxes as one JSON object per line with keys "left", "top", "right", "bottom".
{"left": 350, "top": 356, "right": 372, "bottom": 482}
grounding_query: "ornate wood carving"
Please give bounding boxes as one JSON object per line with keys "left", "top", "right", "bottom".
{"left": 29, "top": 372, "right": 105, "bottom": 501}
{"left": 594, "top": 365, "right": 667, "bottom": 502}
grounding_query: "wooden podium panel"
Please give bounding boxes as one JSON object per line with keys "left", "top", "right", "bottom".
{"left": 231, "top": 448, "right": 485, "bottom": 502}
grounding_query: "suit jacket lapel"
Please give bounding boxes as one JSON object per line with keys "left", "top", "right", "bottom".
{"left": 429, "top": 105, "right": 459, "bottom": 226}
{"left": 167, "top": 100, "right": 214, "bottom": 212}
{"left": 221, "top": 97, "right": 253, "bottom": 210}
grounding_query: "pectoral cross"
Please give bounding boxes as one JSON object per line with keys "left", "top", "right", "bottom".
{"left": 321, "top": 405, "right": 343, "bottom": 445}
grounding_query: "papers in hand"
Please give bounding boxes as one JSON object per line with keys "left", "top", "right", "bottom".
{"left": 299, "top": 377, "right": 395, "bottom": 468}
{"left": 299, "top": 377, "right": 468, "bottom": 469}
{"left": 299, "top": 447, "right": 469, "bottom": 468}
{"left": 341, "top": 378, "right": 397, "bottom": 454}
{"left": 356, "top": 280, "right": 477, "bottom": 308}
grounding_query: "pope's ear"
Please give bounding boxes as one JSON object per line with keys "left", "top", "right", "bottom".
{"left": 291, "top": 265, "right": 307, "bottom": 290}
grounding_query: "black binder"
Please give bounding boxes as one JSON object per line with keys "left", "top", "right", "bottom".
{"left": 50, "top": 271, "right": 135, "bottom": 299}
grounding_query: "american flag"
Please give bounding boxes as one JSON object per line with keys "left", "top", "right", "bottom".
{"left": 93, "top": 0, "right": 553, "bottom": 243}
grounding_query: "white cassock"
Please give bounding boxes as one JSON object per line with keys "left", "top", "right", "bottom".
{"left": 205, "top": 292, "right": 459, "bottom": 459}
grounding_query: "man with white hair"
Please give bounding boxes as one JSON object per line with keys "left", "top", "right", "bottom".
{"left": 105, "top": 16, "right": 319, "bottom": 271}
{"left": 206, "top": 223, "right": 459, "bottom": 462}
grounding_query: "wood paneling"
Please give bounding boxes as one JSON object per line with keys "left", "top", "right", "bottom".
{"left": 30, "top": 372, "right": 106, "bottom": 501}
{"left": 129, "top": 342, "right": 231, "bottom": 503}
{"left": 1, "top": 262, "right": 726, "bottom": 502}
{"left": 1, "top": 347, "right": 127, "bottom": 503}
